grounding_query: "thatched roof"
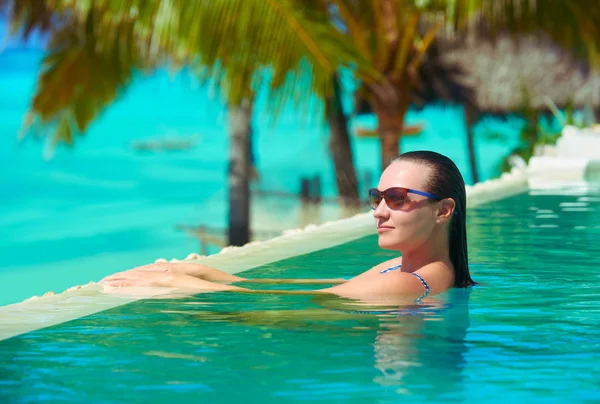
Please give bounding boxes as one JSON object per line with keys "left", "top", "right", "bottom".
{"left": 353, "top": 32, "right": 600, "bottom": 117}
{"left": 441, "top": 34, "right": 600, "bottom": 113}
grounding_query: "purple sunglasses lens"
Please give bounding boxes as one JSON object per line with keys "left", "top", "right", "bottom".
{"left": 368, "top": 188, "right": 407, "bottom": 209}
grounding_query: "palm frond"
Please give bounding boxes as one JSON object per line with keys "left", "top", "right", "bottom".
{"left": 180, "top": 0, "right": 368, "bottom": 113}
{"left": 17, "top": 2, "right": 159, "bottom": 147}
{"left": 9, "top": 0, "right": 370, "bottom": 145}
{"left": 1, "top": 0, "right": 58, "bottom": 38}
{"left": 11, "top": 0, "right": 600, "bottom": 149}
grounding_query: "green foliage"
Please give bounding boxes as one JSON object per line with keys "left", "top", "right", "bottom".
{"left": 481, "top": 129, "right": 510, "bottom": 143}
{"left": 5, "top": 0, "right": 600, "bottom": 150}
{"left": 21, "top": 12, "right": 147, "bottom": 146}
{"left": 4, "top": 0, "right": 365, "bottom": 148}
{"left": 498, "top": 117, "right": 562, "bottom": 175}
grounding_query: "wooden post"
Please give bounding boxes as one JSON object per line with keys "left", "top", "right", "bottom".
{"left": 311, "top": 175, "right": 322, "bottom": 204}
{"left": 300, "top": 178, "right": 311, "bottom": 203}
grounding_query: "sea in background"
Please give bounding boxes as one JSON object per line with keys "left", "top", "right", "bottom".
{"left": 0, "top": 20, "right": 525, "bottom": 305}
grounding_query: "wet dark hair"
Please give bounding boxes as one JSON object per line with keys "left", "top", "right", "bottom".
{"left": 393, "top": 150, "right": 476, "bottom": 287}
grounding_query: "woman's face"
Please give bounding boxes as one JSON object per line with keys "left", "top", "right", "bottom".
{"left": 373, "top": 161, "right": 439, "bottom": 251}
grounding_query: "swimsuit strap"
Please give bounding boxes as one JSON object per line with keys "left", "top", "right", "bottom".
{"left": 380, "top": 263, "right": 402, "bottom": 274}
{"left": 380, "top": 263, "right": 431, "bottom": 302}
{"left": 410, "top": 272, "right": 431, "bottom": 302}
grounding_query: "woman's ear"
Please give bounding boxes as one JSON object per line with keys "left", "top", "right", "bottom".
{"left": 437, "top": 198, "right": 456, "bottom": 221}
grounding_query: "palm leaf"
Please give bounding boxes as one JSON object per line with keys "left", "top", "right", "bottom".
{"left": 10, "top": 0, "right": 600, "bottom": 148}
{"left": 1, "top": 0, "right": 57, "bottom": 38}
{"left": 180, "top": 0, "right": 369, "bottom": 113}
{"left": 9, "top": 0, "right": 370, "bottom": 145}
{"left": 18, "top": 3, "right": 156, "bottom": 146}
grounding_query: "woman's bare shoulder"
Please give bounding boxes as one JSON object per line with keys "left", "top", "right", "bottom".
{"left": 343, "top": 257, "right": 403, "bottom": 282}
{"left": 369, "top": 257, "right": 403, "bottom": 273}
{"left": 414, "top": 261, "right": 455, "bottom": 293}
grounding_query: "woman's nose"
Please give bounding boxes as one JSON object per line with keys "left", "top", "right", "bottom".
{"left": 373, "top": 199, "right": 389, "bottom": 219}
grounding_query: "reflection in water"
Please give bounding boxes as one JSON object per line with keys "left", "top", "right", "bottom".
{"left": 181, "top": 288, "right": 472, "bottom": 399}
{"left": 372, "top": 288, "right": 471, "bottom": 398}
{"left": 0, "top": 288, "right": 472, "bottom": 402}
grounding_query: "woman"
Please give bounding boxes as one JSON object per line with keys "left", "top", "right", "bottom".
{"left": 101, "top": 151, "right": 476, "bottom": 301}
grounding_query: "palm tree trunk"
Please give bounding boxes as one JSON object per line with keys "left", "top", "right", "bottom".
{"left": 374, "top": 99, "right": 409, "bottom": 171}
{"left": 327, "top": 73, "right": 359, "bottom": 206}
{"left": 380, "top": 128, "right": 400, "bottom": 171}
{"left": 227, "top": 100, "right": 253, "bottom": 246}
{"left": 464, "top": 105, "right": 480, "bottom": 184}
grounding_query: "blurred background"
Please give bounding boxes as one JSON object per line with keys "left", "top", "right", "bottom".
{"left": 1, "top": 1, "right": 599, "bottom": 304}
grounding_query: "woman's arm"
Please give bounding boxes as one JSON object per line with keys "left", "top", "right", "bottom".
{"left": 239, "top": 278, "right": 346, "bottom": 285}
{"left": 133, "top": 262, "right": 347, "bottom": 284}
{"left": 317, "top": 273, "right": 427, "bottom": 300}
{"left": 318, "top": 262, "right": 452, "bottom": 301}
{"left": 100, "top": 270, "right": 332, "bottom": 295}
{"left": 102, "top": 256, "right": 439, "bottom": 302}
{"left": 100, "top": 269, "right": 434, "bottom": 309}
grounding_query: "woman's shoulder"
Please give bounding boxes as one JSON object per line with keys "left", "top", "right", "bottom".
{"left": 346, "top": 257, "right": 403, "bottom": 282}
{"left": 374, "top": 257, "right": 403, "bottom": 271}
{"left": 414, "top": 261, "right": 455, "bottom": 293}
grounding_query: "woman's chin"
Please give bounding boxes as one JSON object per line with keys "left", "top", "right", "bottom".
{"left": 377, "top": 234, "right": 402, "bottom": 250}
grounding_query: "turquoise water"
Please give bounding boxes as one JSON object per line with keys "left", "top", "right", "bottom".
{"left": 0, "top": 43, "right": 527, "bottom": 306}
{"left": 1, "top": 188, "right": 599, "bottom": 403}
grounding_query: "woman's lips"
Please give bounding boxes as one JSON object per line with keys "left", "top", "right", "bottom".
{"left": 377, "top": 226, "right": 394, "bottom": 234}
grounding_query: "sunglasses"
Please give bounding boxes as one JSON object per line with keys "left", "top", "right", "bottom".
{"left": 368, "top": 187, "right": 442, "bottom": 210}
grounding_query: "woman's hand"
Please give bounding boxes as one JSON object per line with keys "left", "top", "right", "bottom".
{"left": 100, "top": 270, "right": 244, "bottom": 292}
{"left": 132, "top": 262, "right": 205, "bottom": 277}
{"left": 132, "top": 262, "right": 245, "bottom": 282}
{"left": 100, "top": 270, "right": 183, "bottom": 288}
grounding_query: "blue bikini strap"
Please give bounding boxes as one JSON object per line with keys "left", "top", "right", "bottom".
{"left": 410, "top": 272, "right": 431, "bottom": 301}
{"left": 380, "top": 263, "right": 402, "bottom": 274}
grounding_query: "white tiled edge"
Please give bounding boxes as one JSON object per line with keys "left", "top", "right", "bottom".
{"left": 0, "top": 168, "right": 529, "bottom": 341}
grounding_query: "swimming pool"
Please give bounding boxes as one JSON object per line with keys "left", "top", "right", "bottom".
{"left": 1, "top": 185, "right": 599, "bottom": 403}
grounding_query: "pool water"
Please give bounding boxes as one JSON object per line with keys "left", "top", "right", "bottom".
{"left": 1, "top": 187, "right": 599, "bottom": 403}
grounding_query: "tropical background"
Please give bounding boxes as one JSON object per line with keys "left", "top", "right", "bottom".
{"left": 1, "top": 1, "right": 599, "bottom": 305}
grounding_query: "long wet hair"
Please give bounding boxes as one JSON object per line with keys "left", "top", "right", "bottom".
{"left": 393, "top": 151, "right": 476, "bottom": 287}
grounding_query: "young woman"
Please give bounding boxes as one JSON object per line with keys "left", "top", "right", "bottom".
{"left": 101, "top": 151, "right": 476, "bottom": 302}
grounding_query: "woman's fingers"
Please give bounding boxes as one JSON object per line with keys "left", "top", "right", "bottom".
{"left": 100, "top": 270, "right": 179, "bottom": 288}
{"left": 133, "top": 264, "right": 170, "bottom": 272}
{"left": 100, "top": 270, "right": 136, "bottom": 284}
{"left": 101, "top": 275, "right": 142, "bottom": 287}
{"left": 102, "top": 279, "right": 129, "bottom": 287}
{"left": 101, "top": 266, "right": 162, "bottom": 282}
